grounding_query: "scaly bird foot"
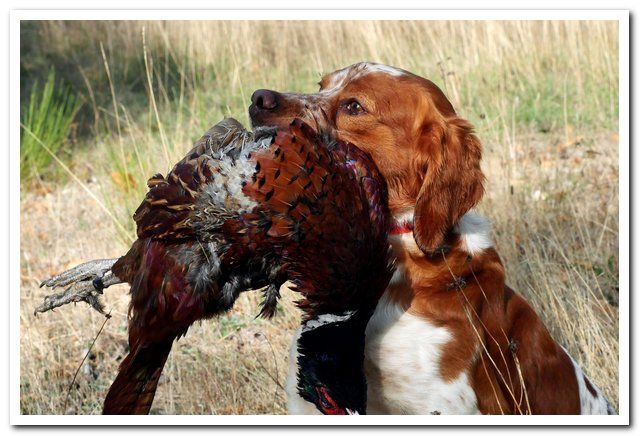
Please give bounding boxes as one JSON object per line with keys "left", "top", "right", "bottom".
{"left": 39, "top": 259, "right": 118, "bottom": 289}
{"left": 35, "top": 259, "right": 121, "bottom": 316}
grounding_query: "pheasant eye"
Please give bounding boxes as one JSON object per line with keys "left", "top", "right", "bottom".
{"left": 315, "top": 386, "right": 345, "bottom": 415}
{"left": 319, "top": 393, "right": 332, "bottom": 408}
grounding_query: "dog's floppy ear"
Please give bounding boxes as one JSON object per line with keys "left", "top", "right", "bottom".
{"left": 412, "top": 117, "right": 485, "bottom": 254}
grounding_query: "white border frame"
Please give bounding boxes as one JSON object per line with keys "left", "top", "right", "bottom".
{"left": 9, "top": 9, "right": 630, "bottom": 426}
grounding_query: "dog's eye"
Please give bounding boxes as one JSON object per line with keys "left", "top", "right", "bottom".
{"left": 343, "top": 99, "right": 365, "bottom": 115}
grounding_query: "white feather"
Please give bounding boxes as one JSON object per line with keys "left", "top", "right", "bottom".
{"left": 301, "top": 311, "right": 356, "bottom": 332}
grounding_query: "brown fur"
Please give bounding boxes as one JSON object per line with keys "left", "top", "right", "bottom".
{"left": 249, "top": 62, "right": 584, "bottom": 414}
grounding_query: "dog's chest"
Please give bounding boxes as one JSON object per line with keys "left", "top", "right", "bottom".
{"left": 363, "top": 292, "right": 480, "bottom": 415}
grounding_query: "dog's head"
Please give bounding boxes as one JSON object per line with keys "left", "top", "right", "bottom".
{"left": 249, "top": 62, "right": 484, "bottom": 253}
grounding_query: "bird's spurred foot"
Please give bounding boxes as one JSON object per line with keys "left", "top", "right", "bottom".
{"left": 35, "top": 258, "right": 121, "bottom": 316}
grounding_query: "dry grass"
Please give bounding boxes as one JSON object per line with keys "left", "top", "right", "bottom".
{"left": 19, "top": 20, "right": 619, "bottom": 414}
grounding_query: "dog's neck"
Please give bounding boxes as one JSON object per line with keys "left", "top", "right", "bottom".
{"left": 386, "top": 209, "right": 498, "bottom": 308}
{"left": 390, "top": 209, "right": 493, "bottom": 256}
{"left": 390, "top": 209, "right": 414, "bottom": 235}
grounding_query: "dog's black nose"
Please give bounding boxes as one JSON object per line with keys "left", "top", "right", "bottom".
{"left": 251, "top": 89, "right": 279, "bottom": 110}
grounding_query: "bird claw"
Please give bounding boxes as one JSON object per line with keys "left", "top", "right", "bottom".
{"left": 34, "top": 281, "right": 106, "bottom": 316}
{"left": 39, "top": 259, "right": 118, "bottom": 289}
{"left": 35, "top": 258, "right": 121, "bottom": 317}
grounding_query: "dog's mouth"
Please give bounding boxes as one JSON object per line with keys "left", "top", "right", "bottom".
{"left": 248, "top": 90, "right": 296, "bottom": 130}
{"left": 248, "top": 103, "right": 267, "bottom": 128}
{"left": 252, "top": 124, "right": 279, "bottom": 142}
{"left": 249, "top": 92, "right": 325, "bottom": 133}
{"left": 249, "top": 104, "right": 306, "bottom": 132}
{"left": 249, "top": 109, "right": 303, "bottom": 142}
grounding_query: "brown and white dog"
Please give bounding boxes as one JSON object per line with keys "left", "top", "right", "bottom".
{"left": 249, "top": 62, "right": 615, "bottom": 415}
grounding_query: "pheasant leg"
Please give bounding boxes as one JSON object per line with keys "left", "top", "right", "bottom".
{"left": 35, "top": 258, "right": 121, "bottom": 316}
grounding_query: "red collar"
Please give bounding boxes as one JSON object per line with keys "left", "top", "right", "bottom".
{"left": 390, "top": 221, "right": 413, "bottom": 235}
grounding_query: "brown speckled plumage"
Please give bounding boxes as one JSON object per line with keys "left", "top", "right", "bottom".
{"left": 38, "top": 118, "right": 393, "bottom": 415}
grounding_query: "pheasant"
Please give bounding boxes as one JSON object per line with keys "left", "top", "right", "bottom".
{"left": 36, "top": 118, "right": 394, "bottom": 415}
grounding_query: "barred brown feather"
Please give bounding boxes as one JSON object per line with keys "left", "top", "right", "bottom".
{"left": 89, "top": 118, "right": 392, "bottom": 414}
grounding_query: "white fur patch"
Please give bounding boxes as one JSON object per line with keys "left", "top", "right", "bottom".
{"left": 388, "top": 263, "right": 407, "bottom": 287}
{"left": 454, "top": 211, "right": 493, "bottom": 255}
{"left": 364, "top": 292, "right": 480, "bottom": 414}
{"left": 388, "top": 209, "right": 493, "bottom": 257}
{"left": 387, "top": 209, "right": 415, "bottom": 285}
{"left": 564, "top": 348, "right": 616, "bottom": 414}
{"left": 392, "top": 209, "right": 415, "bottom": 229}
{"left": 321, "top": 68, "right": 350, "bottom": 95}
{"left": 320, "top": 62, "right": 405, "bottom": 96}
{"left": 360, "top": 62, "right": 406, "bottom": 77}
{"left": 286, "top": 297, "right": 480, "bottom": 416}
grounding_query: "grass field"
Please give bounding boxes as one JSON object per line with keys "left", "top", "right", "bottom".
{"left": 19, "top": 20, "right": 619, "bottom": 414}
